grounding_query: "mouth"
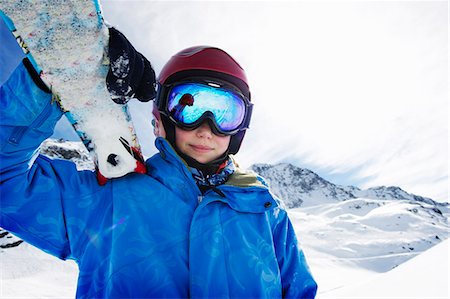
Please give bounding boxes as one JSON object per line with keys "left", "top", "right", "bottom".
{"left": 189, "top": 144, "right": 213, "bottom": 152}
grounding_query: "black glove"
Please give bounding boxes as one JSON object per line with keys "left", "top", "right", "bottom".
{"left": 106, "top": 27, "right": 156, "bottom": 104}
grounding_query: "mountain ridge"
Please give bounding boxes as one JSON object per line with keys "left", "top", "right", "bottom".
{"left": 250, "top": 162, "right": 446, "bottom": 208}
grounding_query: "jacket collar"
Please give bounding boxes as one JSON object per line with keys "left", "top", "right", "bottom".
{"left": 149, "top": 137, "right": 279, "bottom": 213}
{"left": 154, "top": 137, "right": 267, "bottom": 188}
{"left": 154, "top": 137, "right": 187, "bottom": 167}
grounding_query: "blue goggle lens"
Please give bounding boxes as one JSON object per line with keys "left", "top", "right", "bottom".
{"left": 166, "top": 82, "right": 247, "bottom": 133}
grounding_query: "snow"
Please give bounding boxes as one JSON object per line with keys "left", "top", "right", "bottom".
{"left": 251, "top": 163, "right": 443, "bottom": 209}
{"left": 288, "top": 198, "right": 449, "bottom": 296}
{"left": 0, "top": 243, "right": 77, "bottom": 298}
{"left": 40, "top": 139, "right": 95, "bottom": 171}
{"left": 319, "top": 239, "right": 450, "bottom": 299}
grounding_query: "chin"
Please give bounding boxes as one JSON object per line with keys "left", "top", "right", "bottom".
{"left": 195, "top": 158, "right": 210, "bottom": 164}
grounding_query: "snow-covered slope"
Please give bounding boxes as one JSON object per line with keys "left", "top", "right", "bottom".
{"left": 291, "top": 198, "right": 448, "bottom": 270}
{"left": 288, "top": 199, "right": 449, "bottom": 295}
{"left": 1, "top": 139, "right": 448, "bottom": 298}
{"left": 0, "top": 241, "right": 78, "bottom": 298}
{"left": 320, "top": 238, "right": 450, "bottom": 299}
{"left": 250, "top": 162, "right": 449, "bottom": 295}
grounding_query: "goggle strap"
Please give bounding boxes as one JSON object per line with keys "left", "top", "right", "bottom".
{"left": 155, "top": 82, "right": 165, "bottom": 110}
{"left": 242, "top": 102, "right": 253, "bottom": 129}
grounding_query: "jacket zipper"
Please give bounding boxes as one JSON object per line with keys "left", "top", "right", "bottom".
{"left": 8, "top": 100, "right": 54, "bottom": 145}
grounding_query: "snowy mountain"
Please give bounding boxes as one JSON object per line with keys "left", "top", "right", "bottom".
{"left": 1, "top": 139, "right": 448, "bottom": 298}
{"left": 251, "top": 163, "right": 448, "bottom": 281}
{"left": 250, "top": 163, "right": 445, "bottom": 208}
{"left": 249, "top": 163, "right": 449, "bottom": 295}
{"left": 251, "top": 163, "right": 357, "bottom": 208}
{"left": 40, "top": 138, "right": 95, "bottom": 171}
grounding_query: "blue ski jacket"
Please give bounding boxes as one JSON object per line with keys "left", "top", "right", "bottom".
{"left": 0, "top": 32, "right": 317, "bottom": 299}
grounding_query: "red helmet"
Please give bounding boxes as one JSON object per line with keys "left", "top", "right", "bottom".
{"left": 155, "top": 46, "right": 252, "bottom": 155}
{"left": 158, "top": 46, "right": 250, "bottom": 98}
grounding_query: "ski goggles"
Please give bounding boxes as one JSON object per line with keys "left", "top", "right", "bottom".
{"left": 159, "top": 79, "right": 253, "bottom": 135}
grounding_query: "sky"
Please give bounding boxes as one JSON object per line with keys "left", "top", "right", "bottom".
{"left": 53, "top": 0, "right": 449, "bottom": 202}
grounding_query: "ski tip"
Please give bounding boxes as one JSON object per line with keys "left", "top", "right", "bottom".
{"left": 95, "top": 158, "right": 146, "bottom": 186}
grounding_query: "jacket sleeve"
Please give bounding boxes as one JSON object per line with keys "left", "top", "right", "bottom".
{"left": 271, "top": 208, "right": 318, "bottom": 298}
{"left": 0, "top": 40, "right": 106, "bottom": 261}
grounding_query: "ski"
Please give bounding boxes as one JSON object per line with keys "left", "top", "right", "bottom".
{"left": 0, "top": 0, "right": 146, "bottom": 184}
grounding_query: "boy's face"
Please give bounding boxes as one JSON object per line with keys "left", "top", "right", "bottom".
{"left": 175, "top": 122, "right": 231, "bottom": 164}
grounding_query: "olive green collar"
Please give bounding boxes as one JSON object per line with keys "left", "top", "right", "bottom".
{"left": 224, "top": 156, "right": 266, "bottom": 188}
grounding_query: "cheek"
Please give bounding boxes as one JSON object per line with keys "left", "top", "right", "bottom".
{"left": 217, "top": 136, "right": 231, "bottom": 151}
{"left": 174, "top": 127, "right": 191, "bottom": 147}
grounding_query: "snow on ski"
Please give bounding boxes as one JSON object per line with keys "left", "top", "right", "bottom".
{"left": 0, "top": 0, "right": 146, "bottom": 183}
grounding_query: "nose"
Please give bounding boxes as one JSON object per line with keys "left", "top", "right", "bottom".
{"left": 196, "top": 122, "right": 213, "bottom": 138}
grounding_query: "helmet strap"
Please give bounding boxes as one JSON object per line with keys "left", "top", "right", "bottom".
{"left": 228, "top": 130, "right": 246, "bottom": 155}
{"left": 159, "top": 113, "right": 176, "bottom": 147}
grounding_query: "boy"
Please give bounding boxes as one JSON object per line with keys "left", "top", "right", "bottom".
{"left": 0, "top": 26, "right": 317, "bottom": 298}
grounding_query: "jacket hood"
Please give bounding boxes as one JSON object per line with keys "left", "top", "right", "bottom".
{"left": 225, "top": 156, "right": 266, "bottom": 188}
